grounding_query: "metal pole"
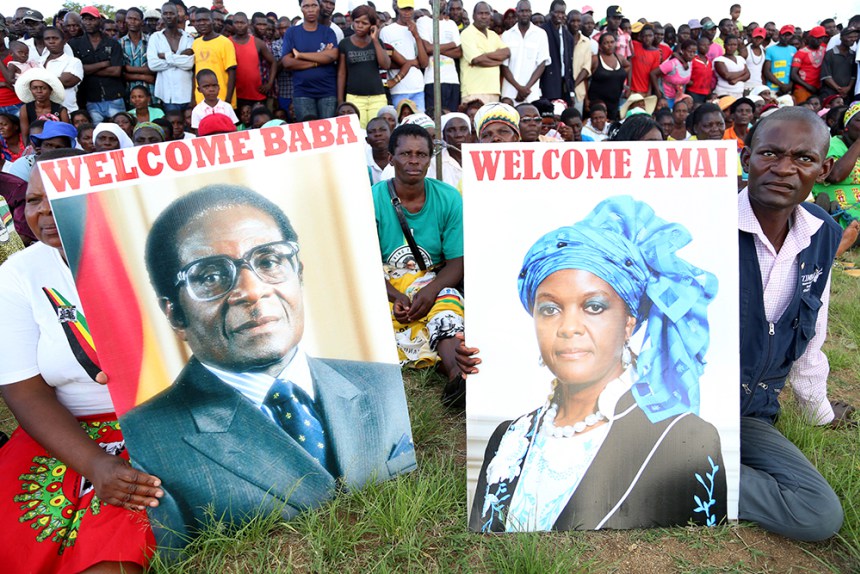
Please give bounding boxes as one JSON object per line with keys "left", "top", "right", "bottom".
{"left": 433, "top": 0, "right": 442, "bottom": 181}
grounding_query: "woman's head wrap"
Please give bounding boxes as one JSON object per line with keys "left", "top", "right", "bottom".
{"left": 133, "top": 121, "right": 165, "bottom": 141}
{"left": 400, "top": 112, "right": 435, "bottom": 130}
{"left": 441, "top": 112, "right": 471, "bottom": 134}
{"left": 93, "top": 122, "right": 134, "bottom": 149}
{"left": 517, "top": 195, "right": 718, "bottom": 423}
{"left": 377, "top": 105, "right": 397, "bottom": 119}
{"left": 844, "top": 101, "right": 860, "bottom": 128}
{"left": 474, "top": 102, "right": 520, "bottom": 139}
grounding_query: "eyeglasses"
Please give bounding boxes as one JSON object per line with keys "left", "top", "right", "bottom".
{"left": 175, "top": 241, "right": 300, "bottom": 301}
{"left": 520, "top": 116, "right": 542, "bottom": 123}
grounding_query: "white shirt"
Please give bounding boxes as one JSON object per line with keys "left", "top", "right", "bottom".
{"left": 738, "top": 189, "right": 834, "bottom": 425}
{"left": 417, "top": 16, "right": 460, "bottom": 85}
{"left": 146, "top": 28, "right": 196, "bottom": 104}
{"left": 24, "top": 37, "right": 74, "bottom": 62}
{"left": 500, "top": 23, "right": 551, "bottom": 102}
{"left": 380, "top": 22, "right": 424, "bottom": 95}
{"left": 44, "top": 52, "right": 84, "bottom": 112}
{"left": 440, "top": 148, "right": 462, "bottom": 190}
{"left": 0, "top": 243, "right": 115, "bottom": 416}
{"left": 202, "top": 348, "right": 316, "bottom": 406}
{"left": 191, "top": 98, "right": 239, "bottom": 128}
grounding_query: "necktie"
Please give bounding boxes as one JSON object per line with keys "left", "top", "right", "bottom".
{"left": 263, "top": 379, "right": 335, "bottom": 475}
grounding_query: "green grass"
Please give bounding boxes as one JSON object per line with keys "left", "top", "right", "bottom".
{"left": 3, "top": 255, "right": 860, "bottom": 573}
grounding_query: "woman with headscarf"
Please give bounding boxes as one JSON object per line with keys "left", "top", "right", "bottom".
{"left": 131, "top": 122, "right": 166, "bottom": 146}
{"left": 473, "top": 102, "right": 520, "bottom": 143}
{"left": 466, "top": 195, "right": 727, "bottom": 532}
{"left": 93, "top": 122, "right": 134, "bottom": 152}
{"left": 440, "top": 112, "right": 471, "bottom": 189}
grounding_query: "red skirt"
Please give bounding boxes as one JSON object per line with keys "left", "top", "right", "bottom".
{"left": 0, "top": 413, "right": 155, "bottom": 574}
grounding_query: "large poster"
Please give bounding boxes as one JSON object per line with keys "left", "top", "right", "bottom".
{"left": 463, "top": 141, "right": 740, "bottom": 532}
{"left": 41, "top": 116, "right": 416, "bottom": 550}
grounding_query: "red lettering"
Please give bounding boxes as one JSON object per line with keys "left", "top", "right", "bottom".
{"left": 309, "top": 120, "right": 334, "bottom": 149}
{"left": 227, "top": 131, "right": 253, "bottom": 160}
{"left": 334, "top": 115, "right": 359, "bottom": 144}
{"left": 191, "top": 134, "right": 230, "bottom": 167}
{"left": 522, "top": 150, "right": 540, "bottom": 180}
{"left": 560, "top": 149, "right": 584, "bottom": 179}
{"left": 261, "top": 126, "right": 288, "bottom": 156}
{"left": 82, "top": 153, "right": 113, "bottom": 186}
{"left": 109, "top": 150, "right": 139, "bottom": 181}
{"left": 138, "top": 146, "right": 163, "bottom": 176}
{"left": 614, "top": 148, "right": 631, "bottom": 178}
{"left": 165, "top": 141, "right": 192, "bottom": 171}
{"left": 542, "top": 149, "right": 559, "bottom": 180}
{"left": 503, "top": 149, "right": 520, "bottom": 180}
{"left": 469, "top": 150, "right": 502, "bottom": 180}
{"left": 643, "top": 149, "right": 665, "bottom": 178}
{"left": 715, "top": 147, "right": 728, "bottom": 177}
{"left": 289, "top": 123, "right": 312, "bottom": 152}
{"left": 666, "top": 149, "right": 692, "bottom": 177}
{"left": 586, "top": 149, "right": 612, "bottom": 178}
{"left": 693, "top": 149, "right": 714, "bottom": 178}
{"left": 39, "top": 157, "right": 84, "bottom": 193}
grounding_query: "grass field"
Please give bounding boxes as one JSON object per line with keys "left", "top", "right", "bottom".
{"left": 1, "top": 254, "right": 858, "bottom": 573}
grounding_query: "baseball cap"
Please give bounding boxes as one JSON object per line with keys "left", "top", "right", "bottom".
{"left": 607, "top": 5, "right": 623, "bottom": 19}
{"left": 581, "top": 5, "right": 594, "bottom": 14}
{"left": 631, "top": 21, "right": 644, "bottom": 34}
{"left": 197, "top": 114, "right": 237, "bottom": 137}
{"left": 808, "top": 25, "right": 827, "bottom": 39}
{"left": 702, "top": 21, "right": 716, "bottom": 31}
{"left": 144, "top": 9, "right": 162, "bottom": 19}
{"left": 751, "top": 27, "right": 767, "bottom": 38}
{"left": 688, "top": 19, "right": 702, "bottom": 30}
{"left": 22, "top": 10, "right": 44, "bottom": 22}
{"left": 779, "top": 24, "right": 795, "bottom": 35}
{"left": 397, "top": 0, "right": 415, "bottom": 10}
{"left": 30, "top": 121, "right": 78, "bottom": 146}
{"left": 80, "top": 6, "right": 101, "bottom": 19}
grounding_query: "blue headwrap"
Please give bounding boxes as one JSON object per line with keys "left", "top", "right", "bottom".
{"left": 517, "top": 195, "right": 718, "bottom": 423}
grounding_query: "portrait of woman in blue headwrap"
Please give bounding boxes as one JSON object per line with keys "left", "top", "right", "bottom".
{"left": 467, "top": 195, "right": 728, "bottom": 533}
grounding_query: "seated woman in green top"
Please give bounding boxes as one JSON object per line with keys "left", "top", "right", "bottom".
{"left": 128, "top": 86, "right": 165, "bottom": 125}
{"left": 811, "top": 101, "right": 860, "bottom": 254}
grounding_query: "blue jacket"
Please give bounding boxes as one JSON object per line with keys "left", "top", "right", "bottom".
{"left": 739, "top": 203, "right": 841, "bottom": 420}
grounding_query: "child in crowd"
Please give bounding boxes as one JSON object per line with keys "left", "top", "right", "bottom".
{"left": 190, "top": 69, "right": 238, "bottom": 132}
{"left": 6, "top": 41, "right": 39, "bottom": 78}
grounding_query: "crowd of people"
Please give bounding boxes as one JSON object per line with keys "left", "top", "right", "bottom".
{"left": 0, "top": 1, "right": 859, "bottom": 572}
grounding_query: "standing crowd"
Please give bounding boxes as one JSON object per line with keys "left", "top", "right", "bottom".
{"left": 0, "top": 1, "right": 859, "bottom": 572}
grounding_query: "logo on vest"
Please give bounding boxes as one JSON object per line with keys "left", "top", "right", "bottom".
{"left": 801, "top": 266, "right": 823, "bottom": 293}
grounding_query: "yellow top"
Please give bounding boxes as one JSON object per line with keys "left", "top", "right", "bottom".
{"left": 192, "top": 35, "right": 238, "bottom": 106}
{"left": 459, "top": 24, "right": 507, "bottom": 99}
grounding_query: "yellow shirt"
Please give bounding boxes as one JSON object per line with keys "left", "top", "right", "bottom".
{"left": 192, "top": 35, "right": 238, "bottom": 106}
{"left": 460, "top": 24, "right": 507, "bottom": 99}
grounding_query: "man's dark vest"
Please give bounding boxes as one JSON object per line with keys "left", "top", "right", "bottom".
{"left": 739, "top": 203, "right": 841, "bottom": 421}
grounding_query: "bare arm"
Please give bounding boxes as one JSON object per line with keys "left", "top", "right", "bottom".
{"left": 790, "top": 65, "right": 814, "bottom": 92}
{"left": 58, "top": 71, "right": 81, "bottom": 88}
{"left": 826, "top": 137, "right": 860, "bottom": 183}
{"left": 293, "top": 44, "right": 339, "bottom": 65}
{"left": 371, "top": 26, "right": 391, "bottom": 69}
{"left": 1, "top": 376, "right": 164, "bottom": 511}
{"left": 225, "top": 66, "right": 236, "bottom": 104}
{"left": 650, "top": 65, "right": 664, "bottom": 96}
{"left": 259, "top": 39, "right": 277, "bottom": 93}
{"left": 337, "top": 52, "right": 347, "bottom": 103}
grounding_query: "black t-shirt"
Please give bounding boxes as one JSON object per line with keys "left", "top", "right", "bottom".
{"left": 338, "top": 37, "right": 385, "bottom": 96}
{"left": 69, "top": 34, "right": 125, "bottom": 103}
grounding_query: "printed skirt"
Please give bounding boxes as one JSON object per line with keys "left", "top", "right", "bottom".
{"left": 0, "top": 413, "right": 155, "bottom": 574}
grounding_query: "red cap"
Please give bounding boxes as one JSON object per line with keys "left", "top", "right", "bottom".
{"left": 197, "top": 114, "right": 237, "bottom": 136}
{"left": 779, "top": 24, "right": 795, "bottom": 35}
{"left": 751, "top": 27, "right": 767, "bottom": 38}
{"left": 809, "top": 25, "right": 828, "bottom": 39}
{"left": 80, "top": 6, "right": 101, "bottom": 18}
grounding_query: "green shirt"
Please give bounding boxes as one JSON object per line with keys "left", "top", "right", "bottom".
{"left": 372, "top": 178, "right": 463, "bottom": 268}
{"left": 811, "top": 136, "right": 860, "bottom": 228}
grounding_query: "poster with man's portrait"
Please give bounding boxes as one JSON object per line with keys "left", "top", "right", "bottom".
{"left": 41, "top": 116, "right": 416, "bottom": 551}
{"left": 462, "top": 141, "right": 740, "bottom": 532}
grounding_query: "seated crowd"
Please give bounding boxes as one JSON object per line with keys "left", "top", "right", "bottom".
{"left": 0, "top": 1, "right": 858, "bottom": 572}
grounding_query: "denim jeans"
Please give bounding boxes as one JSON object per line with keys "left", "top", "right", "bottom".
{"left": 738, "top": 416, "right": 843, "bottom": 541}
{"left": 86, "top": 98, "right": 126, "bottom": 124}
{"left": 0, "top": 103, "right": 23, "bottom": 117}
{"left": 292, "top": 96, "right": 337, "bottom": 122}
{"left": 162, "top": 102, "right": 189, "bottom": 113}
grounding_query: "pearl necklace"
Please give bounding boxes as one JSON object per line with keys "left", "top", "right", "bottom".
{"left": 542, "top": 404, "right": 606, "bottom": 438}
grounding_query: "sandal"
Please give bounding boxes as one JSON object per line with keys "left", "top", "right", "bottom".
{"left": 830, "top": 400, "right": 858, "bottom": 429}
{"left": 441, "top": 374, "right": 466, "bottom": 410}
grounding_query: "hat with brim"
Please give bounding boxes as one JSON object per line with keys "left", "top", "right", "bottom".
{"left": 717, "top": 95, "right": 737, "bottom": 111}
{"left": 751, "top": 27, "right": 766, "bottom": 38}
{"left": 29, "top": 120, "right": 77, "bottom": 147}
{"left": 620, "top": 93, "right": 657, "bottom": 118}
{"left": 80, "top": 6, "right": 101, "bottom": 19}
{"left": 15, "top": 68, "right": 66, "bottom": 105}
{"left": 702, "top": 21, "right": 716, "bottom": 31}
{"left": 729, "top": 97, "right": 755, "bottom": 114}
{"left": 776, "top": 94, "right": 794, "bottom": 108}
{"left": 631, "top": 21, "right": 644, "bottom": 34}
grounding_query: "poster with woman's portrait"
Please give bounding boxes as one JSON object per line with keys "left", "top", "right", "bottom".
{"left": 39, "top": 116, "right": 416, "bottom": 552}
{"left": 462, "top": 141, "right": 740, "bottom": 532}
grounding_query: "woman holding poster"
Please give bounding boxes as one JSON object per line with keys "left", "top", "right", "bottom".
{"left": 468, "top": 195, "right": 727, "bottom": 533}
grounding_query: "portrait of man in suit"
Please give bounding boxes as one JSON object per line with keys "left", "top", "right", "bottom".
{"left": 120, "top": 184, "right": 416, "bottom": 551}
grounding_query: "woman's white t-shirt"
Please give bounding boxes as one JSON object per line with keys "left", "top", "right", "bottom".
{"left": 0, "top": 242, "right": 114, "bottom": 416}
{"left": 714, "top": 55, "right": 747, "bottom": 97}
